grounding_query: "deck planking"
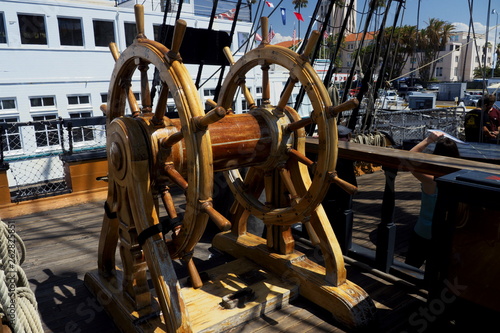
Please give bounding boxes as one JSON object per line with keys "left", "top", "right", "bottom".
{"left": 2, "top": 170, "right": 429, "bottom": 333}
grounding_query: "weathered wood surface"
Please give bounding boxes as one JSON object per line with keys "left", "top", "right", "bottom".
{"left": 2, "top": 171, "right": 437, "bottom": 333}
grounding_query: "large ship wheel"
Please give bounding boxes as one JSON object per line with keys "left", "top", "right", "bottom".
{"left": 86, "top": 7, "right": 375, "bottom": 332}
{"left": 88, "top": 5, "right": 227, "bottom": 332}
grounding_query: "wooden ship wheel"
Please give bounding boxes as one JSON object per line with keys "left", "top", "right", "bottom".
{"left": 85, "top": 5, "right": 375, "bottom": 333}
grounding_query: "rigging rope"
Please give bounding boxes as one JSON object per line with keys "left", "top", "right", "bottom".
{"left": 0, "top": 219, "right": 43, "bottom": 333}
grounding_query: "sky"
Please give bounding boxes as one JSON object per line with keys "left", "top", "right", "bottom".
{"left": 258, "top": 0, "right": 497, "bottom": 44}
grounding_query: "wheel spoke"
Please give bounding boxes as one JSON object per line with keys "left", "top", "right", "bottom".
{"left": 287, "top": 148, "right": 315, "bottom": 167}
{"left": 200, "top": 199, "right": 232, "bottom": 231}
{"left": 261, "top": 62, "right": 270, "bottom": 105}
{"left": 278, "top": 166, "right": 299, "bottom": 205}
{"left": 152, "top": 82, "right": 168, "bottom": 126}
{"left": 164, "top": 162, "right": 188, "bottom": 193}
{"left": 161, "top": 131, "right": 184, "bottom": 149}
{"left": 109, "top": 42, "right": 140, "bottom": 117}
{"left": 160, "top": 185, "right": 178, "bottom": 219}
{"left": 223, "top": 47, "right": 255, "bottom": 111}
{"left": 276, "top": 77, "right": 297, "bottom": 112}
{"left": 138, "top": 59, "right": 152, "bottom": 113}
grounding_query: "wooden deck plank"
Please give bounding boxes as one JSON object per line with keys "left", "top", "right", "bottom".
{"left": 1, "top": 169, "right": 434, "bottom": 332}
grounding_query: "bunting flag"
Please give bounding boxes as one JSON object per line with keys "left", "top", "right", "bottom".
{"left": 294, "top": 11, "right": 304, "bottom": 22}
{"left": 215, "top": 8, "right": 236, "bottom": 20}
{"left": 268, "top": 25, "right": 275, "bottom": 43}
{"left": 255, "top": 33, "right": 263, "bottom": 41}
{"left": 280, "top": 7, "right": 286, "bottom": 25}
{"left": 265, "top": 1, "right": 274, "bottom": 8}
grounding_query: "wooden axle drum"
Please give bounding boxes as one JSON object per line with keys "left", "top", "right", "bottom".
{"left": 85, "top": 5, "right": 376, "bottom": 333}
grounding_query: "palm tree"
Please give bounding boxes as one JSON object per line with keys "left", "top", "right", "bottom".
{"left": 379, "top": 25, "right": 418, "bottom": 81}
{"left": 292, "top": 0, "right": 308, "bottom": 10}
{"left": 417, "top": 18, "right": 455, "bottom": 81}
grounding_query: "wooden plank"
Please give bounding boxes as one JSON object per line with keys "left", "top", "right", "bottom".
{"left": 85, "top": 258, "right": 298, "bottom": 332}
{"left": 65, "top": 159, "right": 108, "bottom": 192}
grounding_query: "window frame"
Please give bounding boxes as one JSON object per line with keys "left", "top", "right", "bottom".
{"left": 0, "top": 117, "right": 23, "bottom": 154}
{"left": 58, "top": 16, "right": 84, "bottom": 46}
{"left": 93, "top": 19, "right": 115, "bottom": 47}
{"left": 18, "top": 13, "right": 47, "bottom": 45}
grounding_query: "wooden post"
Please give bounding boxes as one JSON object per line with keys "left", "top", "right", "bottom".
{"left": 0, "top": 163, "right": 10, "bottom": 205}
{"left": 375, "top": 166, "right": 398, "bottom": 272}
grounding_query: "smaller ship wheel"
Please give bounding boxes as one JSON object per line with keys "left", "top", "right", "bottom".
{"left": 218, "top": 17, "right": 358, "bottom": 227}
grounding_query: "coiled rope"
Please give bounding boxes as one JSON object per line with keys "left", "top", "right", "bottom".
{"left": 350, "top": 132, "right": 390, "bottom": 175}
{"left": 0, "top": 219, "right": 43, "bottom": 333}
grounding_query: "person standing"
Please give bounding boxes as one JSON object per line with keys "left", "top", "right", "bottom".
{"left": 405, "top": 131, "right": 460, "bottom": 268}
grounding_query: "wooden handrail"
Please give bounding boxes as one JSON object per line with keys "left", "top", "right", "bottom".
{"left": 305, "top": 138, "right": 500, "bottom": 177}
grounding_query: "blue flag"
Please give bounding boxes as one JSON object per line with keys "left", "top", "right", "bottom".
{"left": 280, "top": 7, "right": 286, "bottom": 25}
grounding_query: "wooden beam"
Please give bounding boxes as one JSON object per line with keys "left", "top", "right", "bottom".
{"left": 305, "top": 138, "right": 500, "bottom": 177}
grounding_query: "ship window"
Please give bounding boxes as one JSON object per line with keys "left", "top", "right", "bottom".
{"left": 32, "top": 114, "right": 60, "bottom": 147}
{"left": 30, "top": 96, "right": 55, "bottom": 108}
{"left": 69, "top": 112, "right": 94, "bottom": 143}
{"left": 0, "top": 98, "right": 16, "bottom": 110}
{"left": 124, "top": 22, "right": 137, "bottom": 46}
{"left": 101, "top": 93, "right": 108, "bottom": 103}
{"left": 0, "top": 13, "right": 6, "bottom": 43}
{"left": 0, "top": 117, "right": 22, "bottom": 152}
{"left": 67, "top": 95, "right": 90, "bottom": 105}
{"left": 18, "top": 14, "right": 47, "bottom": 45}
{"left": 58, "top": 17, "right": 83, "bottom": 46}
{"left": 93, "top": 20, "right": 115, "bottom": 47}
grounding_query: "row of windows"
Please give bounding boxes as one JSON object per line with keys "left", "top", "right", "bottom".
{"left": 1, "top": 111, "right": 96, "bottom": 153}
{"left": 0, "top": 94, "right": 106, "bottom": 112}
{"left": 0, "top": 12, "right": 135, "bottom": 47}
{"left": 0, "top": 11, "right": 203, "bottom": 48}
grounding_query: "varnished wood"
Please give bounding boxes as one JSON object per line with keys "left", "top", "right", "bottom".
{"left": 0, "top": 170, "right": 10, "bottom": 205}
{"left": 168, "top": 19, "right": 187, "bottom": 61}
{"left": 91, "top": 7, "right": 376, "bottom": 332}
{"left": 329, "top": 172, "right": 358, "bottom": 195}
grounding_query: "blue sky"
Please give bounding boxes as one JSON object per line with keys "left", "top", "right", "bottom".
{"left": 261, "top": 0, "right": 495, "bottom": 43}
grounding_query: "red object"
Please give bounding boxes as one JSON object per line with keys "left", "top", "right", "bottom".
{"left": 294, "top": 12, "right": 304, "bottom": 21}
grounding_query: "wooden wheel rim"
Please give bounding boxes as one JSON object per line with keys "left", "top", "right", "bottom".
{"left": 107, "top": 40, "right": 213, "bottom": 258}
{"left": 218, "top": 45, "right": 338, "bottom": 225}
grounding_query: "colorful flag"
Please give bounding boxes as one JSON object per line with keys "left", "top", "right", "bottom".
{"left": 265, "top": 1, "right": 274, "bottom": 8}
{"left": 255, "top": 33, "right": 263, "bottom": 41}
{"left": 268, "top": 25, "right": 275, "bottom": 43}
{"left": 292, "top": 23, "right": 296, "bottom": 45}
{"left": 280, "top": 7, "right": 286, "bottom": 25}
{"left": 294, "top": 11, "right": 304, "bottom": 22}
{"left": 215, "top": 8, "right": 236, "bottom": 20}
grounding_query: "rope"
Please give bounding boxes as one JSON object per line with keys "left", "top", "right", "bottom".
{"left": 0, "top": 219, "right": 43, "bottom": 333}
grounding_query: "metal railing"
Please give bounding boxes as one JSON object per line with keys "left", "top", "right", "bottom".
{"left": 0, "top": 117, "right": 106, "bottom": 202}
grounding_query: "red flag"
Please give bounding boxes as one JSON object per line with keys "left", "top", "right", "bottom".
{"left": 265, "top": 1, "right": 274, "bottom": 8}
{"left": 255, "top": 33, "right": 263, "bottom": 41}
{"left": 294, "top": 11, "right": 304, "bottom": 22}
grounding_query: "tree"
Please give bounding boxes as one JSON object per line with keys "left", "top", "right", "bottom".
{"left": 292, "top": 0, "right": 308, "bottom": 10}
{"left": 416, "top": 18, "right": 455, "bottom": 81}
{"left": 379, "top": 25, "right": 418, "bottom": 81}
